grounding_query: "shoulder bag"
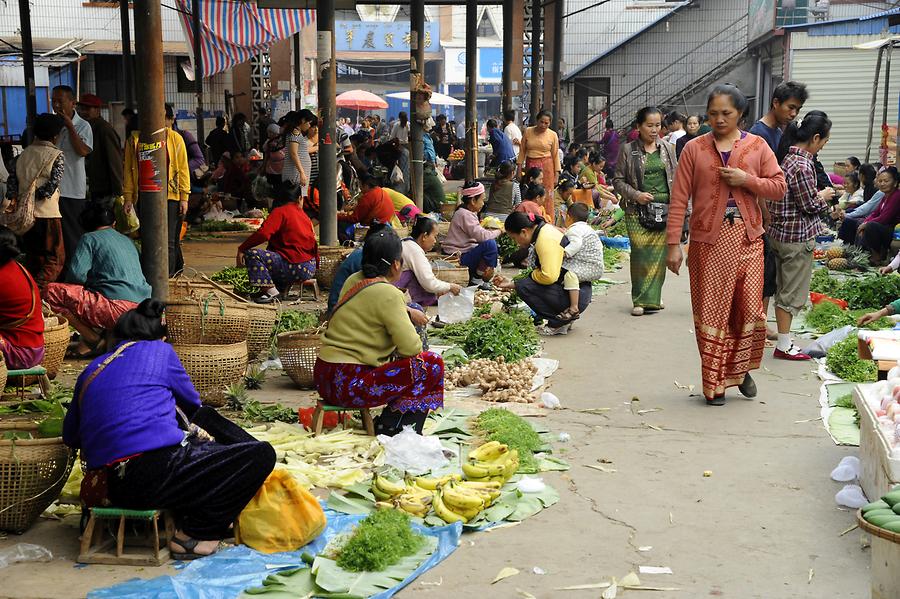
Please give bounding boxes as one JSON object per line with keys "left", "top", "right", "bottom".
{"left": 0, "top": 153, "right": 58, "bottom": 236}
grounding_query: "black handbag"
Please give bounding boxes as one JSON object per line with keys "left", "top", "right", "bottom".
{"left": 637, "top": 202, "right": 669, "bottom": 231}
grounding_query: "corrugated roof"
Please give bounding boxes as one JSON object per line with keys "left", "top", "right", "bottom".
{"left": 563, "top": 1, "right": 691, "bottom": 81}
{"left": 782, "top": 6, "right": 900, "bottom": 30}
{"left": 860, "top": 6, "right": 900, "bottom": 21}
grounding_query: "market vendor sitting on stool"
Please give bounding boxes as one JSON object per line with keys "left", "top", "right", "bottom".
{"left": 63, "top": 299, "right": 276, "bottom": 560}
{"left": 237, "top": 189, "right": 318, "bottom": 304}
{"left": 397, "top": 216, "right": 462, "bottom": 306}
{"left": 442, "top": 181, "right": 501, "bottom": 290}
{"left": 314, "top": 228, "right": 444, "bottom": 436}
{"left": 0, "top": 225, "right": 45, "bottom": 369}
{"left": 337, "top": 175, "right": 402, "bottom": 242}
{"left": 44, "top": 203, "right": 151, "bottom": 358}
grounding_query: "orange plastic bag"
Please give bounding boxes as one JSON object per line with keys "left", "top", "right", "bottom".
{"left": 234, "top": 469, "right": 327, "bottom": 553}
{"left": 810, "top": 292, "right": 848, "bottom": 310}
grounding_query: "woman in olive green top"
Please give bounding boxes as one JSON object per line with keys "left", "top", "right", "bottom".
{"left": 313, "top": 228, "right": 444, "bottom": 436}
{"left": 613, "top": 106, "right": 678, "bottom": 316}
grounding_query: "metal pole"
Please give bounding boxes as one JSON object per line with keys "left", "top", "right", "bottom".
{"left": 133, "top": 0, "right": 169, "bottom": 298}
{"left": 502, "top": 0, "right": 513, "bottom": 115}
{"left": 882, "top": 44, "right": 893, "bottom": 138}
{"left": 120, "top": 0, "right": 134, "bottom": 111}
{"left": 551, "top": 0, "right": 563, "bottom": 129}
{"left": 18, "top": 0, "right": 37, "bottom": 143}
{"left": 409, "top": 0, "right": 425, "bottom": 208}
{"left": 317, "top": 0, "right": 338, "bottom": 247}
{"left": 465, "top": 0, "right": 478, "bottom": 180}
{"left": 529, "top": 0, "right": 541, "bottom": 123}
{"left": 293, "top": 32, "right": 303, "bottom": 110}
{"left": 192, "top": 0, "right": 205, "bottom": 154}
{"left": 865, "top": 45, "right": 885, "bottom": 164}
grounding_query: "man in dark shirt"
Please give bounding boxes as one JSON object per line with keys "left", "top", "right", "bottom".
{"left": 205, "top": 116, "right": 235, "bottom": 167}
{"left": 76, "top": 94, "right": 123, "bottom": 203}
{"left": 748, "top": 80, "right": 809, "bottom": 341}
{"left": 486, "top": 119, "right": 515, "bottom": 167}
{"left": 255, "top": 107, "right": 275, "bottom": 150}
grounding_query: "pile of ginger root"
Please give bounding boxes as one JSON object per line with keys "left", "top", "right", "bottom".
{"left": 444, "top": 356, "right": 537, "bottom": 402}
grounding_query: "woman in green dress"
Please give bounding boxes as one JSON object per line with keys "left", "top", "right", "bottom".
{"left": 613, "top": 106, "right": 678, "bottom": 316}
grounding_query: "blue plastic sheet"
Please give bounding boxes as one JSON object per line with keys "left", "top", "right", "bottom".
{"left": 88, "top": 507, "right": 461, "bottom": 599}
{"left": 600, "top": 236, "right": 630, "bottom": 251}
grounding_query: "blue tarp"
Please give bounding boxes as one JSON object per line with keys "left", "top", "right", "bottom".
{"left": 88, "top": 508, "right": 461, "bottom": 599}
{"left": 600, "top": 236, "right": 630, "bottom": 251}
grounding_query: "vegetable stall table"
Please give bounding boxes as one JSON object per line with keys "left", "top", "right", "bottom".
{"left": 858, "top": 330, "right": 900, "bottom": 380}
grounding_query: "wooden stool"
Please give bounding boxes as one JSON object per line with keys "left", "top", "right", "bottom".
{"left": 78, "top": 507, "right": 175, "bottom": 566}
{"left": 3, "top": 366, "right": 51, "bottom": 399}
{"left": 311, "top": 400, "right": 375, "bottom": 436}
{"left": 285, "top": 279, "right": 320, "bottom": 303}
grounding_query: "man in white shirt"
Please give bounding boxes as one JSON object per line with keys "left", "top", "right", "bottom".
{"left": 52, "top": 85, "right": 93, "bottom": 271}
{"left": 390, "top": 112, "right": 410, "bottom": 146}
{"left": 503, "top": 109, "right": 522, "bottom": 158}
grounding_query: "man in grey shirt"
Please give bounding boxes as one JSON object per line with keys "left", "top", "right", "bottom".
{"left": 52, "top": 85, "right": 93, "bottom": 271}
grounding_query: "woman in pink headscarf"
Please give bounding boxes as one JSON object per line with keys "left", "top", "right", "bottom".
{"left": 440, "top": 181, "right": 501, "bottom": 289}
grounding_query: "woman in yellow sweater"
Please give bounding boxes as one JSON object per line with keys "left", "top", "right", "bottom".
{"left": 493, "top": 211, "right": 593, "bottom": 335}
{"left": 313, "top": 228, "right": 444, "bottom": 435}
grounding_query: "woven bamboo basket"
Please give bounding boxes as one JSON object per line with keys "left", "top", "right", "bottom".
{"left": 394, "top": 225, "right": 410, "bottom": 239}
{"left": 166, "top": 293, "right": 250, "bottom": 345}
{"left": 0, "top": 422, "right": 75, "bottom": 534}
{"left": 277, "top": 330, "right": 322, "bottom": 389}
{"left": 441, "top": 203, "right": 458, "bottom": 221}
{"left": 436, "top": 221, "right": 452, "bottom": 237}
{"left": 173, "top": 341, "right": 248, "bottom": 407}
{"left": 316, "top": 246, "right": 353, "bottom": 290}
{"left": 169, "top": 278, "right": 234, "bottom": 301}
{"left": 41, "top": 316, "right": 69, "bottom": 380}
{"left": 0, "top": 356, "right": 7, "bottom": 392}
{"left": 433, "top": 265, "right": 469, "bottom": 286}
{"left": 247, "top": 304, "right": 278, "bottom": 361}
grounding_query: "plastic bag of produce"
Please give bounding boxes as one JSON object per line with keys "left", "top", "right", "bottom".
{"left": 804, "top": 325, "right": 855, "bottom": 358}
{"left": 234, "top": 469, "right": 326, "bottom": 553}
{"left": 377, "top": 426, "right": 450, "bottom": 474}
{"left": 438, "top": 285, "right": 476, "bottom": 324}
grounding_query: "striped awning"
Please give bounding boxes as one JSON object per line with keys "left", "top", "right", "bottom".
{"left": 176, "top": 0, "right": 315, "bottom": 78}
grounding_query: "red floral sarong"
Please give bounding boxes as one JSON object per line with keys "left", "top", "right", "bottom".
{"left": 44, "top": 283, "right": 138, "bottom": 330}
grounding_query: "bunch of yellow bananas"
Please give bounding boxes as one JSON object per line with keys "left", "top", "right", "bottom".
{"left": 371, "top": 474, "right": 434, "bottom": 518}
{"left": 462, "top": 441, "right": 519, "bottom": 483}
{"left": 432, "top": 480, "right": 503, "bottom": 523}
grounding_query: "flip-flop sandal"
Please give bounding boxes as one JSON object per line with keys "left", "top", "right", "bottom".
{"left": 170, "top": 536, "right": 218, "bottom": 561}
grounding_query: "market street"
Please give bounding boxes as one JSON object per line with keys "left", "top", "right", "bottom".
{"left": 0, "top": 238, "right": 870, "bottom": 598}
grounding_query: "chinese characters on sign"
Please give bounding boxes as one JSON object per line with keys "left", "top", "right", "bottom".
{"left": 335, "top": 21, "right": 440, "bottom": 53}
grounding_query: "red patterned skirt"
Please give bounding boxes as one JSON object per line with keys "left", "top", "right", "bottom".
{"left": 44, "top": 283, "right": 139, "bottom": 331}
{"left": 313, "top": 351, "right": 444, "bottom": 413}
{"left": 687, "top": 220, "right": 765, "bottom": 400}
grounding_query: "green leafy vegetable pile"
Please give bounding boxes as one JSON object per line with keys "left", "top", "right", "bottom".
{"left": 335, "top": 510, "right": 425, "bottom": 572}
{"left": 804, "top": 301, "right": 893, "bottom": 334}
{"left": 434, "top": 309, "right": 538, "bottom": 362}
{"left": 210, "top": 267, "right": 258, "bottom": 295}
{"left": 0, "top": 385, "right": 71, "bottom": 438}
{"left": 193, "top": 220, "right": 250, "bottom": 233}
{"left": 603, "top": 247, "right": 624, "bottom": 271}
{"left": 242, "top": 399, "right": 297, "bottom": 424}
{"left": 498, "top": 233, "right": 519, "bottom": 262}
{"left": 269, "top": 310, "right": 321, "bottom": 357}
{"left": 826, "top": 336, "right": 877, "bottom": 383}
{"left": 475, "top": 408, "right": 543, "bottom": 472}
{"left": 606, "top": 219, "right": 627, "bottom": 237}
{"left": 809, "top": 269, "right": 900, "bottom": 310}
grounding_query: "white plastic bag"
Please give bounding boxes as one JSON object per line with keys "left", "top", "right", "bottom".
{"left": 805, "top": 325, "right": 855, "bottom": 358}
{"left": 830, "top": 456, "right": 860, "bottom": 482}
{"left": 391, "top": 164, "right": 405, "bottom": 185}
{"left": 0, "top": 544, "right": 52, "bottom": 569}
{"left": 438, "top": 285, "right": 476, "bottom": 324}
{"left": 377, "top": 426, "right": 449, "bottom": 475}
{"left": 834, "top": 484, "right": 868, "bottom": 509}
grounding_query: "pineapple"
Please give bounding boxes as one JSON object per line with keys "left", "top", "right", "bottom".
{"left": 827, "top": 258, "right": 850, "bottom": 271}
{"left": 843, "top": 245, "right": 870, "bottom": 270}
{"left": 244, "top": 365, "right": 266, "bottom": 390}
{"left": 825, "top": 245, "right": 844, "bottom": 260}
{"left": 225, "top": 383, "right": 249, "bottom": 410}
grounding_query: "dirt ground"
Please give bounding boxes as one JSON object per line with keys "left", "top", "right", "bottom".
{"left": 0, "top": 235, "right": 873, "bottom": 599}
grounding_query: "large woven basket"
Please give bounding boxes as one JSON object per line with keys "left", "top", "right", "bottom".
{"left": 441, "top": 203, "right": 458, "bottom": 221}
{"left": 433, "top": 266, "right": 470, "bottom": 286}
{"left": 0, "top": 356, "right": 7, "bottom": 392}
{"left": 247, "top": 304, "right": 278, "bottom": 362}
{"left": 277, "top": 331, "right": 322, "bottom": 389}
{"left": 436, "top": 221, "right": 451, "bottom": 237}
{"left": 317, "top": 246, "right": 353, "bottom": 290}
{"left": 166, "top": 293, "right": 250, "bottom": 345}
{"left": 169, "top": 278, "right": 234, "bottom": 301}
{"left": 173, "top": 341, "right": 248, "bottom": 407}
{"left": 0, "top": 422, "right": 75, "bottom": 534}
{"left": 41, "top": 316, "right": 69, "bottom": 380}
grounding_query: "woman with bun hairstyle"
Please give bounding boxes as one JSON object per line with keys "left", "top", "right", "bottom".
{"left": 768, "top": 111, "right": 835, "bottom": 361}
{"left": 314, "top": 227, "right": 444, "bottom": 436}
{"left": 0, "top": 225, "right": 45, "bottom": 369}
{"left": 397, "top": 217, "right": 461, "bottom": 306}
{"left": 493, "top": 211, "right": 592, "bottom": 335}
{"left": 63, "top": 299, "right": 276, "bottom": 560}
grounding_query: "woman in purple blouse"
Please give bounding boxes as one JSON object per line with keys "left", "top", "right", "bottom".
{"left": 63, "top": 299, "right": 275, "bottom": 560}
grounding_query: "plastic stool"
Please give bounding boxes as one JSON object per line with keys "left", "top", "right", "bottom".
{"left": 311, "top": 400, "right": 375, "bottom": 436}
{"left": 78, "top": 507, "right": 175, "bottom": 566}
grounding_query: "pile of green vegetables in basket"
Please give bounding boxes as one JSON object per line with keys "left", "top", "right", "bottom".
{"left": 433, "top": 308, "right": 538, "bottom": 362}
{"left": 804, "top": 301, "right": 893, "bottom": 334}
{"left": 268, "top": 310, "right": 322, "bottom": 357}
{"left": 0, "top": 387, "right": 71, "bottom": 439}
{"left": 210, "top": 267, "right": 258, "bottom": 295}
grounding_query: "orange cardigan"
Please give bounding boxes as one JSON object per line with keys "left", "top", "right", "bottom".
{"left": 666, "top": 133, "right": 786, "bottom": 245}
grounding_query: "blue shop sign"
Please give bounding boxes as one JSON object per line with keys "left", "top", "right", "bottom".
{"left": 336, "top": 21, "right": 440, "bottom": 53}
{"left": 478, "top": 48, "right": 503, "bottom": 80}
